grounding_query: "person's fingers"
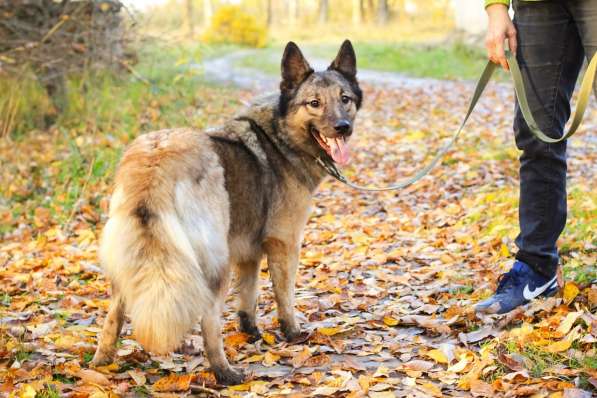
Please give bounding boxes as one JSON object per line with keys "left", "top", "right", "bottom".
{"left": 486, "top": 36, "right": 498, "bottom": 64}
{"left": 494, "top": 37, "right": 509, "bottom": 71}
{"left": 507, "top": 28, "right": 518, "bottom": 56}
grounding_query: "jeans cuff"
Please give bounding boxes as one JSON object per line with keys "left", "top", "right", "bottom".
{"left": 515, "top": 252, "right": 558, "bottom": 277}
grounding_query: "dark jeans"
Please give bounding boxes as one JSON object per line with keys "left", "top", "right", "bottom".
{"left": 512, "top": 0, "right": 597, "bottom": 277}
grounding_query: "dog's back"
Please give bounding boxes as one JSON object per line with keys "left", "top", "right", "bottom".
{"left": 100, "top": 129, "right": 230, "bottom": 353}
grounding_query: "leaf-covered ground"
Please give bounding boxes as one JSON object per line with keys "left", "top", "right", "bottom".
{"left": 1, "top": 53, "right": 596, "bottom": 397}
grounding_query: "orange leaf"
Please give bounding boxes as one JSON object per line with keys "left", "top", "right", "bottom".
{"left": 153, "top": 373, "right": 193, "bottom": 392}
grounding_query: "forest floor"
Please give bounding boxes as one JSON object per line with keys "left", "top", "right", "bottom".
{"left": 1, "top": 44, "right": 596, "bottom": 397}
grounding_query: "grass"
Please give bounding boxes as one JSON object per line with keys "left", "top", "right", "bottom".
{"left": 0, "top": 41, "right": 242, "bottom": 234}
{"left": 36, "top": 385, "right": 61, "bottom": 398}
{"left": 235, "top": 41, "right": 492, "bottom": 81}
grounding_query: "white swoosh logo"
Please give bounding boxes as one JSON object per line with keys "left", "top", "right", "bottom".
{"left": 523, "top": 276, "right": 557, "bottom": 301}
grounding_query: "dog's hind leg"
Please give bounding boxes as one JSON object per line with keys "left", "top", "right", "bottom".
{"left": 236, "top": 260, "right": 262, "bottom": 342}
{"left": 202, "top": 295, "right": 245, "bottom": 385}
{"left": 91, "top": 294, "right": 124, "bottom": 366}
{"left": 264, "top": 238, "right": 301, "bottom": 341}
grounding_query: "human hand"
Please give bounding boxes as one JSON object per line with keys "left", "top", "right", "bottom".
{"left": 485, "top": 4, "right": 517, "bottom": 71}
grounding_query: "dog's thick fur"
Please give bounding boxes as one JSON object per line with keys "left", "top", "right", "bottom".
{"left": 92, "top": 40, "right": 362, "bottom": 384}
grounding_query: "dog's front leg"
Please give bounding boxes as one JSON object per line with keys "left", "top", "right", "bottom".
{"left": 264, "top": 238, "right": 301, "bottom": 341}
{"left": 91, "top": 294, "right": 124, "bottom": 366}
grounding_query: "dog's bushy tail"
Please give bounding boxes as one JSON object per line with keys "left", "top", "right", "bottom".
{"left": 99, "top": 178, "right": 227, "bottom": 354}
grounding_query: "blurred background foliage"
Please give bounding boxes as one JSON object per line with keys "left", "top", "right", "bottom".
{"left": 0, "top": 0, "right": 486, "bottom": 138}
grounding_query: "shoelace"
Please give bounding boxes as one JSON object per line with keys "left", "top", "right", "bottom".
{"left": 495, "top": 268, "right": 524, "bottom": 295}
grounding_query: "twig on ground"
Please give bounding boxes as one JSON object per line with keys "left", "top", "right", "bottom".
{"left": 190, "top": 384, "right": 221, "bottom": 397}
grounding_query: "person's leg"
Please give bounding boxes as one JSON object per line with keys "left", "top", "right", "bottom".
{"left": 567, "top": 0, "right": 597, "bottom": 71}
{"left": 477, "top": 0, "right": 587, "bottom": 314}
{"left": 512, "top": 0, "right": 585, "bottom": 278}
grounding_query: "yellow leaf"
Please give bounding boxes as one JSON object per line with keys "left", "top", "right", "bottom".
{"left": 318, "top": 327, "right": 341, "bottom": 336}
{"left": 383, "top": 316, "right": 399, "bottom": 327}
{"left": 500, "top": 244, "right": 509, "bottom": 257}
{"left": 418, "top": 382, "right": 442, "bottom": 397}
{"left": 18, "top": 384, "right": 36, "bottom": 398}
{"left": 262, "top": 351, "right": 280, "bottom": 367}
{"left": 262, "top": 331, "right": 276, "bottom": 345}
{"left": 228, "top": 383, "right": 251, "bottom": 391}
{"left": 153, "top": 373, "right": 193, "bottom": 392}
{"left": 249, "top": 380, "right": 269, "bottom": 394}
{"left": 544, "top": 338, "right": 572, "bottom": 353}
{"left": 245, "top": 354, "right": 264, "bottom": 363}
{"left": 427, "top": 349, "right": 449, "bottom": 364}
{"left": 556, "top": 311, "right": 582, "bottom": 336}
{"left": 562, "top": 282, "right": 580, "bottom": 304}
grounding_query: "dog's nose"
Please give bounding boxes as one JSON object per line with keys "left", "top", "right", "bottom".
{"left": 334, "top": 119, "right": 352, "bottom": 135}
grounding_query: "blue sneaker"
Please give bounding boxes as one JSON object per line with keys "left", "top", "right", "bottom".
{"left": 475, "top": 260, "right": 558, "bottom": 314}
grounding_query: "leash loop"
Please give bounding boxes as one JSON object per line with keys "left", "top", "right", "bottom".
{"left": 322, "top": 51, "right": 596, "bottom": 191}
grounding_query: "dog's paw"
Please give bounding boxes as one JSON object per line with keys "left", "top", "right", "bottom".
{"left": 279, "top": 319, "right": 301, "bottom": 342}
{"left": 214, "top": 367, "right": 246, "bottom": 386}
{"left": 90, "top": 350, "right": 113, "bottom": 367}
{"left": 238, "top": 311, "right": 261, "bottom": 342}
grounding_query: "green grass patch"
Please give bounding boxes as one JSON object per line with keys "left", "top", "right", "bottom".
{"left": 0, "top": 41, "right": 243, "bottom": 234}
{"left": 36, "top": 385, "right": 61, "bottom": 398}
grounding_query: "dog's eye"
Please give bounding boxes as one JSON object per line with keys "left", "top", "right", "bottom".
{"left": 341, "top": 95, "right": 351, "bottom": 104}
{"left": 309, "top": 100, "right": 320, "bottom": 108}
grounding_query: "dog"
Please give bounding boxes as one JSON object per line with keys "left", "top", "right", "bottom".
{"left": 91, "top": 40, "right": 362, "bottom": 384}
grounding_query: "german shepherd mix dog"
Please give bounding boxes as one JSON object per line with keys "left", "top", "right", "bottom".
{"left": 92, "top": 40, "right": 362, "bottom": 384}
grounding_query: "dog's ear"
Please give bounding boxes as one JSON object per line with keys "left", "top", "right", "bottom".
{"left": 328, "top": 39, "right": 357, "bottom": 80}
{"left": 281, "top": 41, "right": 313, "bottom": 91}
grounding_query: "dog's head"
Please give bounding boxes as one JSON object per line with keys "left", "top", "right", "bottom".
{"left": 279, "top": 40, "right": 362, "bottom": 166}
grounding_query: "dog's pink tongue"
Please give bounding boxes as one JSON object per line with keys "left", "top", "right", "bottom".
{"left": 330, "top": 137, "right": 350, "bottom": 165}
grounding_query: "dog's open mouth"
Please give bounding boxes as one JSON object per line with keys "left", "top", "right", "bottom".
{"left": 310, "top": 126, "right": 350, "bottom": 166}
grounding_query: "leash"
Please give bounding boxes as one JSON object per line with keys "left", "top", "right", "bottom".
{"left": 318, "top": 51, "right": 597, "bottom": 191}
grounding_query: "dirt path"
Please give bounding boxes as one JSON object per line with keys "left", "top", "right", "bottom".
{"left": 202, "top": 49, "right": 457, "bottom": 92}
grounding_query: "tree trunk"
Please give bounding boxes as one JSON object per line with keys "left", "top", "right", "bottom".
{"left": 186, "top": 0, "right": 194, "bottom": 38}
{"left": 377, "top": 0, "right": 389, "bottom": 24}
{"left": 319, "top": 0, "right": 328, "bottom": 24}
{"left": 203, "top": 0, "right": 212, "bottom": 26}
{"left": 266, "top": 0, "right": 272, "bottom": 26}
{"left": 352, "top": 0, "right": 362, "bottom": 24}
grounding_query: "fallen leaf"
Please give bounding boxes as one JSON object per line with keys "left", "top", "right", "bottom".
{"left": 153, "top": 373, "right": 193, "bottom": 392}
{"left": 427, "top": 349, "right": 449, "bottom": 364}
{"left": 262, "top": 331, "right": 276, "bottom": 345}
{"left": 76, "top": 369, "right": 111, "bottom": 386}
{"left": 563, "top": 282, "right": 580, "bottom": 304}
{"left": 470, "top": 379, "right": 494, "bottom": 397}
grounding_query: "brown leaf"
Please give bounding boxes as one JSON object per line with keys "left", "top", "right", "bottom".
{"left": 76, "top": 369, "right": 111, "bottom": 386}
{"left": 469, "top": 379, "right": 494, "bottom": 397}
{"left": 291, "top": 346, "right": 312, "bottom": 368}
